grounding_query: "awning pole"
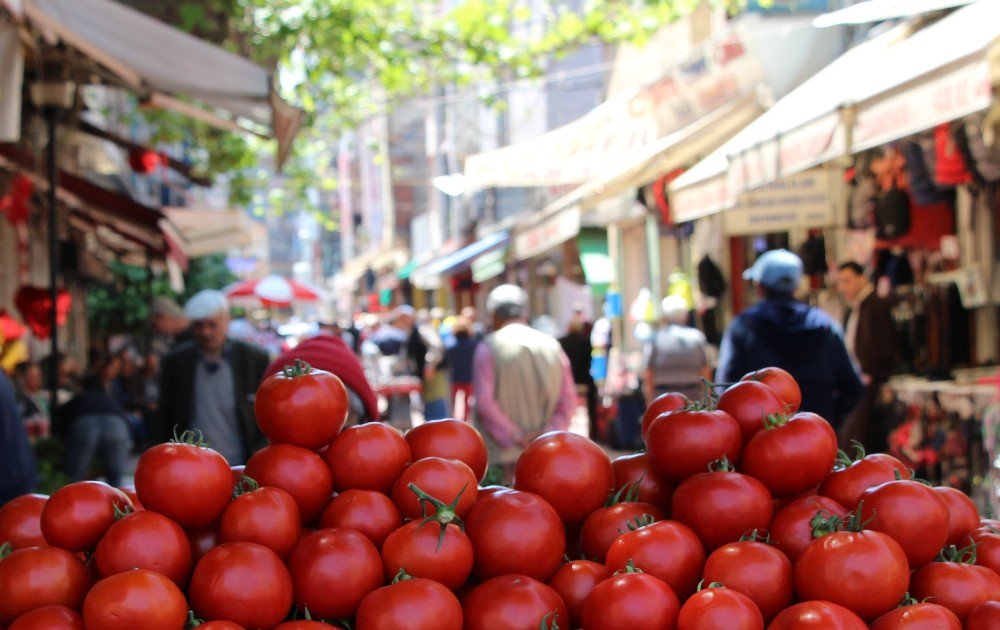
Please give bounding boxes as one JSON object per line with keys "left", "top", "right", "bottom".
{"left": 46, "top": 106, "right": 60, "bottom": 421}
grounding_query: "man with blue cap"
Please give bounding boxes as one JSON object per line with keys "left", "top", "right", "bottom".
{"left": 715, "top": 249, "right": 863, "bottom": 429}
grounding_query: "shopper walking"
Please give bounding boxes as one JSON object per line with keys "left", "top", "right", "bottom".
{"left": 643, "top": 295, "right": 711, "bottom": 404}
{"left": 395, "top": 305, "right": 450, "bottom": 421}
{"left": 0, "top": 368, "right": 36, "bottom": 505}
{"left": 445, "top": 316, "right": 479, "bottom": 421}
{"left": 559, "top": 319, "right": 597, "bottom": 438}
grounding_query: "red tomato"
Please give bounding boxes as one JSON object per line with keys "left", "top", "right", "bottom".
{"left": 135, "top": 440, "right": 232, "bottom": 529}
{"left": 325, "top": 423, "right": 410, "bottom": 494}
{"left": 465, "top": 489, "right": 566, "bottom": 581}
{"left": 703, "top": 539, "right": 792, "bottom": 621}
{"left": 219, "top": 486, "right": 300, "bottom": 559}
{"left": 0, "top": 494, "right": 47, "bottom": 550}
{"left": 967, "top": 600, "right": 1000, "bottom": 630}
{"left": 197, "top": 622, "right": 245, "bottom": 630}
{"left": 716, "top": 380, "right": 788, "bottom": 442}
{"left": 190, "top": 542, "right": 292, "bottom": 629}
{"left": 82, "top": 569, "right": 187, "bottom": 630}
{"left": 462, "top": 575, "right": 569, "bottom": 630}
{"left": 95, "top": 511, "right": 191, "bottom": 586}
{"left": 611, "top": 453, "right": 674, "bottom": 512}
{"left": 869, "top": 602, "right": 962, "bottom": 629}
{"left": 580, "top": 501, "right": 664, "bottom": 562}
{"left": 671, "top": 468, "right": 773, "bottom": 551}
{"left": 646, "top": 409, "right": 742, "bottom": 482}
{"left": 255, "top": 361, "right": 348, "bottom": 450}
{"left": 187, "top": 527, "right": 219, "bottom": 565}
{"left": 245, "top": 444, "right": 333, "bottom": 524}
{"left": 0, "top": 547, "right": 91, "bottom": 624}
{"left": 287, "top": 528, "right": 382, "bottom": 619}
{"left": 477, "top": 485, "right": 506, "bottom": 499}
{"left": 391, "top": 457, "right": 478, "bottom": 521}
{"left": 819, "top": 448, "right": 910, "bottom": 511}
{"left": 740, "top": 367, "right": 801, "bottom": 413}
{"left": 274, "top": 623, "right": 335, "bottom": 630}
{"left": 677, "top": 585, "right": 763, "bottom": 630}
{"left": 405, "top": 419, "right": 489, "bottom": 482}
{"left": 910, "top": 558, "right": 1000, "bottom": 622}
{"left": 513, "top": 431, "right": 614, "bottom": 524}
{"left": 973, "top": 532, "right": 1000, "bottom": 575}
{"left": 117, "top": 486, "right": 143, "bottom": 511}
{"left": 381, "top": 520, "right": 473, "bottom": 590}
{"left": 7, "top": 605, "right": 82, "bottom": 630}
{"left": 605, "top": 520, "right": 705, "bottom": 600}
{"left": 859, "top": 480, "right": 949, "bottom": 568}
{"left": 546, "top": 560, "right": 609, "bottom": 629}
{"left": 741, "top": 412, "right": 837, "bottom": 497}
{"left": 795, "top": 528, "right": 910, "bottom": 620}
{"left": 319, "top": 489, "right": 401, "bottom": 548}
{"left": 641, "top": 392, "right": 689, "bottom": 443}
{"left": 933, "top": 486, "right": 981, "bottom": 546}
{"left": 769, "top": 495, "right": 848, "bottom": 563}
{"left": 356, "top": 577, "right": 463, "bottom": 630}
{"left": 768, "top": 601, "right": 867, "bottom": 629}
{"left": 39, "top": 481, "right": 131, "bottom": 551}
{"left": 582, "top": 570, "right": 680, "bottom": 630}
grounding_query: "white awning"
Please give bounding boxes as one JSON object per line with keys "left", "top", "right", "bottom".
{"left": 160, "top": 207, "right": 254, "bottom": 259}
{"left": 813, "top": 0, "right": 980, "bottom": 28}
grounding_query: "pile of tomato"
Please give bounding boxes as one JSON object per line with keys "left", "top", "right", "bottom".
{"left": 2, "top": 363, "right": 1000, "bottom": 629}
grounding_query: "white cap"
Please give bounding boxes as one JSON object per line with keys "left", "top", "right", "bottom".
{"left": 660, "top": 295, "right": 689, "bottom": 324}
{"left": 486, "top": 284, "right": 528, "bottom": 319}
{"left": 184, "top": 290, "right": 229, "bottom": 321}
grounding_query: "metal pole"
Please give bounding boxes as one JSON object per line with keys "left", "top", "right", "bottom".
{"left": 46, "top": 107, "right": 60, "bottom": 421}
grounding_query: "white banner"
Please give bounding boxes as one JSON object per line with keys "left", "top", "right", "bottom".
{"left": 723, "top": 169, "right": 836, "bottom": 235}
{"left": 514, "top": 206, "right": 581, "bottom": 261}
{"left": 0, "top": 20, "right": 23, "bottom": 143}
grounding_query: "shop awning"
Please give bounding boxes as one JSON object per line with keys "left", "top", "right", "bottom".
{"left": 471, "top": 247, "right": 507, "bottom": 283}
{"left": 160, "top": 207, "right": 254, "bottom": 259}
{"left": 396, "top": 259, "right": 419, "bottom": 281}
{"left": 813, "top": 0, "right": 979, "bottom": 28}
{"left": 577, "top": 229, "right": 613, "bottom": 297}
{"left": 339, "top": 246, "right": 409, "bottom": 285}
{"left": 411, "top": 231, "right": 509, "bottom": 289}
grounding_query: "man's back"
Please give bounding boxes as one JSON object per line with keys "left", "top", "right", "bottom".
{"left": 487, "top": 323, "right": 567, "bottom": 434}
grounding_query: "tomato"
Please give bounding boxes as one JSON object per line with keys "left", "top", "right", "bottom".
{"left": 82, "top": 569, "right": 187, "bottom": 630}
{"left": 819, "top": 447, "right": 910, "bottom": 511}
{"left": 189, "top": 542, "right": 293, "bottom": 628}
{"left": 858, "top": 480, "right": 949, "bottom": 568}
{"left": 218, "top": 485, "right": 299, "bottom": 560}
{"left": 465, "top": 489, "right": 566, "bottom": 581}
{"left": 392, "top": 457, "right": 478, "bottom": 521}
{"left": 255, "top": 361, "right": 348, "bottom": 450}
{"left": 513, "top": 431, "right": 614, "bottom": 524}
{"left": 356, "top": 577, "right": 463, "bottom": 630}
{"left": 187, "top": 527, "right": 219, "bottom": 565}
{"left": 933, "top": 486, "right": 980, "bottom": 546}
{"left": 677, "top": 585, "right": 763, "bottom": 630}
{"left": 7, "top": 605, "right": 82, "bottom": 630}
{"left": 462, "top": 575, "right": 568, "bottom": 630}
{"left": 381, "top": 520, "right": 473, "bottom": 590}
{"left": 245, "top": 444, "right": 333, "bottom": 524}
{"left": 274, "top": 623, "right": 335, "bottom": 630}
{"left": 768, "top": 601, "right": 867, "bottom": 629}
{"left": 716, "top": 380, "right": 788, "bottom": 443}
{"left": 605, "top": 520, "right": 705, "bottom": 600}
{"left": 580, "top": 501, "right": 664, "bottom": 562}
{"left": 117, "top": 485, "right": 143, "bottom": 511}
{"left": 671, "top": 467, "right": 772, "bottom": 551}
{"left": 546, "top": 560, "right": 609, "bottom": 629}
{"left": 967, "top": 600, "right": 1000, "bottom": 630}
{"left": 582, "top": 570, "right": 679, "bottom": 630}
{"left": 319, "top": 489, "right": 401, "bottom": 548}
{"left": 973, "top": 532, "right": 1000, "bottom": 575}
{"left": 405, "top": 419, "right": 489, "bottom": 482}
{"left": 741, "top": 412, "right": 837, "bottom": 497}
{"left": 95, "top": 510, "right": 191, "bottom": 586}
{"left": 910, "top": 558, "right": 1000, "bottom": 622}
{"left": 0, "top": 546, "right": 91, "bottom": 623}
{"left": 40, "top": 481, "right": 131, "bottom": 552}
{"left": 0, "top": 494, "right": 47, "bottom": 550}
{"left": 646, "top": 410, "right": 742, "bottom": 482}
{"left": 135, "top": 439, "right": 232, "bottom": 529}
{"left": 869, "top": 602, "right": 962, "bottom": 629}
{"left": 794, "top": 528, "right": 910, "bottom": 620}
{"left": 703, "top": 539, "right": 792, "bottom": 621}
{"left": 769, "top": 495, "right": 848, "bottom": 563}
{"left": 325, "top": 423, "right": 410, "bottom": 494}
{"left": 197, "top": 622, "right": 245, "bottom": 630}
{"left": 740, "top": 367, "right": 801, "bottom": 413}
{"left": 612, "top": 453, "right": 674, "bottom": 512}
{"left": 287, "top": 528, "right": 382, "bottom": 619}
{"left": 477, "top": 485, "right": 506, "bottom": 499}
{"left": 641, "top": 392, "right": 689, "bottom": 444}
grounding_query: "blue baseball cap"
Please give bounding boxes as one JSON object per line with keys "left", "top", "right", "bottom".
{"left": 743, "top": 249, "right": 803, "bottom": 293}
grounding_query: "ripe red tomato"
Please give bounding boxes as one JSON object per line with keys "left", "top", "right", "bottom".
{"left": 769, "top": 495, "right": 848, "bottom": 562}
{"left": 612, "top": 453, "right": 674, "bottom": 512}
{"left": 819, "top": 448, "right": 910, "bottom": 510}
{"left": 910, "top": 558, "right": 1000, "bottom": 622}
{"left": 405, "top": 419, "right": 489, "bottom": 482}
{"left": 319, "top": 489, "right": 401, "bottom": 548}
{"left": 795, "top": 529, "right": 910, "bottom": 620}
{"left": 83, "top": 569, "right": 187, "bottom": 630}
{"left": 740, "top": 367, "right": 801, "bottom": 413}
{"left": 605, "top": 520, "right": 705, "bottom": 600}
{"left": 255, "top": 361, "right": 348, "bottom": 450}
{"left": 582, "top": 570, "right": 680, "bottom": 630}
{"left": 513, "top": 431, "right": 614, "bottom": 524}
{"left": 245, "top": 444, "right": 334, "bottom": 524}
{"left": 197, "top": 621, "right": 245, "bottom": 629}
{"left": 95, "top": 510, "right": 191, "bottom": 586}
{"left": 741, "top": 412, "right": 837, "bottom": 497}
{"left": 325, "top": 423, "right": 410, "bottom": 494}
{"left": 546, "top": 560, "right": 609, "bottom": 629}
{"left": 869, "top": 602, "right": 962, "bottom": 629}
{"left": 275, "top": 623, "right": 335, "bottom": 630}
{"left": 859, "top": 480, "right": 949, "bottom": 568}
{"left": 580, "top": 501, "right": 664, "bottom": 562}
{"left": 187, "top": 527, "right": 219, "bottom": 565}
{"left": 219, "top": 486, "right": 300, "bottom": 559}
{"left": 7, "top": 605, "right": 82, "bottom": 630}
{"left": 703, "top": 539, "right": 792, "bottom": 621}
{"left": 462, "top": 575, "right": 568, "bottom": 630}
{"left": 117, "top": 485, "right": 143, "bottom": 511}
{"left": 768, "top": 601, "right": 866, "bottom": 629}
{"left": 465, "top": 489, "right": 566, "bottom": 581}
{"left": 716, "top": 380, "right": 788, "bottom": 442}
{"left": 0, "top": 494, "right": 47, "bottom": 550}
{"left": 190, "top": 542, "right": 293, "bottom": 628}
{"left": 641, "top": 392, "right": 689, "bottom": 443}
{"left": 934, "top": 486, "right": 981, "bottom": 546}
{"left": 135, "top": 440, "right": 232, "bottom": 529}
{"left": 973, "top": 532, "right": 1000, "bottom": 575}
{"left": 646, "top": 409, "right": 742, "bottom": 482}
{"left": 381, "top": 520, "right": 473, "bottom": 590}
{"left": 287, "top": 528, "right": 382, "bottom": 619}
{"left": 356, "top": 577, "right": 463, "bottom": 630}
{"left": 967, "top": 600, "right": 1000, "bottom": 630}
{"left": 40, "top": 481, "right": 131, "bottom": 551}
{"left": 0, "top": 546, "right": 91, "bottom": 623}
{"left": 671, "top": 467, "right": 773, "bottom": 551}
{"left": 677, "top": 585, "right": 763, "bottom": 630}
{"left": 392, "top": 457, "right": 478, "bottom": 521}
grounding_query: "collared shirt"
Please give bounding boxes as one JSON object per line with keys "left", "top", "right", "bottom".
{"left": 190, "top": 346, "right": 243, "bottom": 464}
{"left": 845, "top": 284, "right": 874, "bottom": 369}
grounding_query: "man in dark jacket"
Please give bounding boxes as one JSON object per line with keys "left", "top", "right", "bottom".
{"left": 0, "top": 369, "right": 36, "bottom": 505}
{"left": 716, "top": 249, "right": 863, "bottom": 429}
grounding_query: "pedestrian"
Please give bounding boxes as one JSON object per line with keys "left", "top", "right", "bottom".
{"left": 0, "top": 368, "right": 37, "bottom": 505}
{"left": 836, "top": 261, "right": 897, "bottom": 452}
{"left": 716, "top": 249, "right": 863, "bottom": 429}
{"left": 445, "top": 316, "right": 479, "bottom": 422}
{"left": 473, "top": 285, "right": 577, "bottom": 472}
{"left": 461, "top": 306, "right": 486, "bottom": 340}
{"left": 643, "top": 295, "right": 711, "bottom": 404}
{"left": 155, "top": 290, "right": 270, "bottom": 465}
{"left": 150, "top": 296, "right": 192, "bottom": 359}
{"left": 559, "top": 319, "right": 598, "bottom": 439}
{"left": 12, "top": 360, "right": 49, "bottom": 440}
{"left": 396, "top": 306, "right": 450, "bottom": 421}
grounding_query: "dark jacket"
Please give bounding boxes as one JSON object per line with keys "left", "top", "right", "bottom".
{"left": 559, "top": 331, "right": 594, "bottom": 386}
{"left": 155, "top": 338, "right": 270, "bottom": 455}
{"left": 851, "top": 291, "right": 896, "bottom": 383}
{"left": 445, "top": 334, "right": 479, "bottom": 384}
{"left": 0, "top": 371, "right": 36, "bottom": 505}
{"left": 716, "top": 298, "right": 864, "bottom": 428}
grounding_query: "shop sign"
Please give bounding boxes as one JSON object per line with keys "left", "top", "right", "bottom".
{"left": 723, "top": 169, "right": 835, "bottom": 235}
{"left": 472, "top": 247, "right": 507, "bottom": 283}
{"left": 671, "top": 174, "right": 732, "bottom": 223}
{"left": 514, "top": 206, "right": 581, "bottom": 261}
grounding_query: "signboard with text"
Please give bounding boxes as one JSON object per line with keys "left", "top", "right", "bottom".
{"left": 723, "top": 169, "right": 836, "bottom": 235}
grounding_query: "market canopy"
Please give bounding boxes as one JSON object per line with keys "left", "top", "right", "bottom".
{"left": 160, "top": 207, "right": 254, "bottom": 261}
{"left": 411, "top": 230, "right": 509, "bottom": 289}
{"left": 813, "top": 0, "right": 980, "bottom": 28}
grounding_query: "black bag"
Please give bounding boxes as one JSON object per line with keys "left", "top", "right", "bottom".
{"left": 875, "top": 188, "right": 912, "bottom": 240}
{"left": 798, "top": 233, "right": 827, "bottom": 276}
{"left": 697, "top": 255, "right": 726, "bottom": 298}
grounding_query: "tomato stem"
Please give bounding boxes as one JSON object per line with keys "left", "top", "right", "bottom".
{"left": 112, "top": 502, "right": 134, "bottom": 521}
{"left": 708, "top": 456, "right": 735, "bottom": 473}
{"left": 282, "top": 359, "right": 313, "bottom": 378}
{"left": 392, "top": 568, "right": 415, "bottom": 584}
{"left": 540, "top": 610, "right": 561, "bottom": 630}
{"left": 739, "top": 529, "right": 774, "bottom": 544}
{"left": 0, "top": 543, "right": 10, "bottom": 560}
{"left": 409, "top": 482, "right": 467, "bottom": 551}
{"left": 937, "top": 543, "right": 978, "bottom": 564}
{"left": 232, "top": 475, "right": 259, "bottom": 499}
{"left": 809, "top": 510, "right": 844, "bottom": 539}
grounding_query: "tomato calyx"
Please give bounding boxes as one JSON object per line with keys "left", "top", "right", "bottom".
{"left": 281, "top": 359, "right": 313, "bottom": 379}
{"left": 613, "top": 558, "right": 646, "bottom": 577}
{"left": 762, "top": 413, "right": 790, "bottom": 430}
{"left": 937, "top": 542, "right": 978, "bottom": 564}
{"left": 112, "top": 502, "right": 134, "bottom": 521}
{"left": 619, "top": 513, "right": 657, "bottom": 535}
{"left": 232, "top": 475, "right": 259, "bottom": 499}
{"left": 739, "top": 529, "right": 775, "bottom": 545}
{"left": 708, "top": 456, "right": 736, "bottom": 473}
{"left": 833, "top": 440, "right": 867, "bottom": 470}
{"left": 540, "top": 610, "right": 561, "bottom": 630}
{"left": 696, "top": 579, "right": 727, "bottom": 592}
{"left": 809, "top": 504, "right": 875, "bottom": 538}
{"left": 409, "top": 482, "right": 467, "bottom": 550}
{"left": 391, "top": 568, "right": 415, "bottom": 584}
{"left": 605, "top": 477, "right": 643, "bottom": 507}
{"left": 0, "top": 542, "right": 10, "bottom": 560}
{"left": 171, "top": 427, "right": 212, "bottom": 448}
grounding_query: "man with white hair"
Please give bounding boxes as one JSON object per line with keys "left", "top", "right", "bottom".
{"left": 643, "top": 294, "right": 710, "bottom": 404}
{"left": 155, "top": 290, "right": 270, "bottom": 464}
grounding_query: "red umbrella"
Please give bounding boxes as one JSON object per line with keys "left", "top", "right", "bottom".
{"left": 224, "top": 275, "right": 326, "bottom": 308}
